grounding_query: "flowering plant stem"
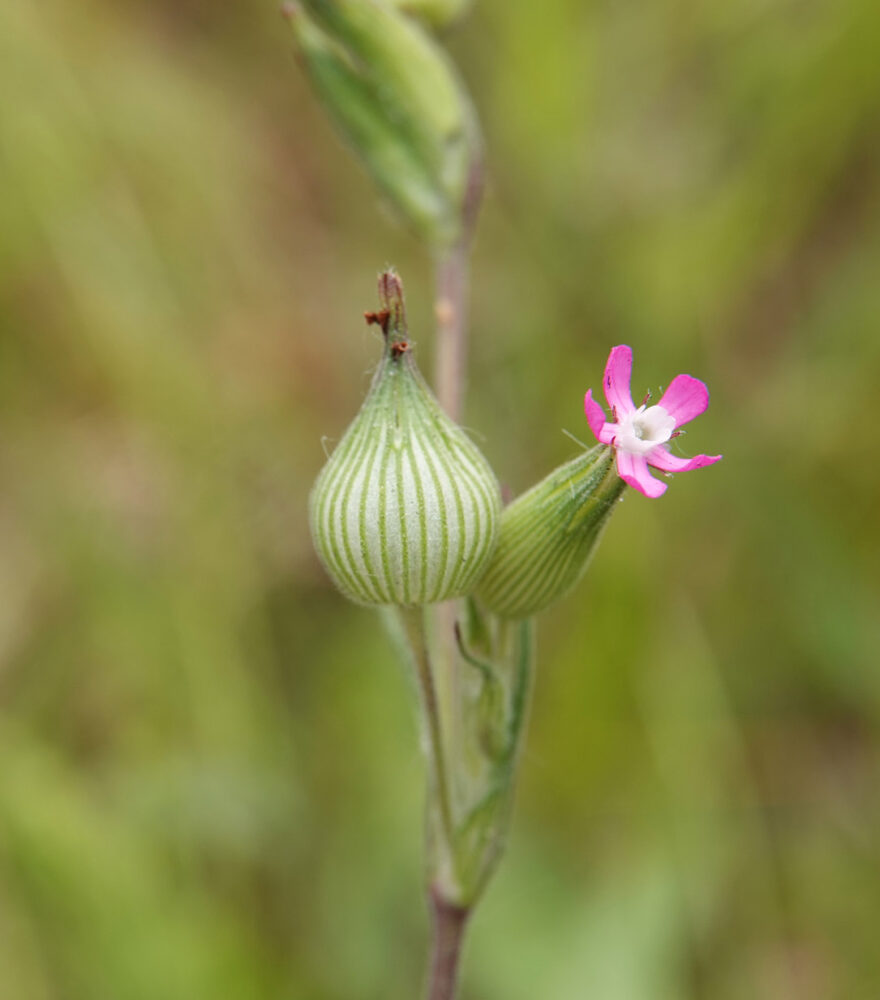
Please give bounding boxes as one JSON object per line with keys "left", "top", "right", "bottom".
{"left": 386, "top": 600, "right": 535, "bottom": 1000}
{"left": 434, "top": 240, "right": 470, "bottom": 426}
{"left": 433, "top": 237, "right": 472, "bottom": 794}
{"left": 430, "top": 239, "right": 472, "bottom": 1000}
{"left": 427, "top": 887, "right": 470, "bottom": 1000}
{"left": 395, "top": 606, "right": 457, "bottom": 857}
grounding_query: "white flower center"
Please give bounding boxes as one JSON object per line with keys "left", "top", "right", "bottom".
{"left": 615, "top": 404, "right": 676, "bottom": 457}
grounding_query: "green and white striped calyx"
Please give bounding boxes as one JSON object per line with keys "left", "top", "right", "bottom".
{"left": 475, "top": 445, "right": 625, "bottom": 619}
{"left": 309, "top": 271, "right": 500, "bottom": 606}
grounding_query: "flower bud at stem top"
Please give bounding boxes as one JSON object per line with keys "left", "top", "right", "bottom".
{"left": 285, "top": 0, "right": 481, "bottom": 248}
{"left": 310, "top": 270, "right": 500, "bottom": 606}
{"left": 475, "top": 446, "right": 625, "bottom": 619}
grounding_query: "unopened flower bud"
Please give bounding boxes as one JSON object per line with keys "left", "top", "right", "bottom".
{"left": 284, "top": 0, "right": 481, "bottom": 248}
{"left": 475, "top": 446, "right": 625, "bottom": 619}
{"left": 310, "top": 271, "right": 500, "bottom": 605}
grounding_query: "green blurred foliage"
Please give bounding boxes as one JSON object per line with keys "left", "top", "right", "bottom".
{"left": 1, "top": 0, "right": 879, "bottom": 997}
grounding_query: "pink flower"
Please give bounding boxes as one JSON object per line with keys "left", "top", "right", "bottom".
{"left": 584, "top": 345, "right": 721, "bottom": 498}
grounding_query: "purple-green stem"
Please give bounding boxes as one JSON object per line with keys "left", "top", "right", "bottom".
{"left": 427, "top": 886, "right": 471, "bottom": 1000}
{"left": 433, "top": 239, "right": 471, "bottom": 801}
{"left": 434, "top": 240, "right": 470, "bottom": 426}
{"left": 401, "top": 607, "right": 456, "bottom": 854}
{"left": 426, "top": 241, "right": 473, "bottom": 1000}
{"left": 426, "top": 152, "right": 484, "bottom": 1000}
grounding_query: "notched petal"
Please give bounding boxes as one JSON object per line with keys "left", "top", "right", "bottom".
{"left": 603, "top": 345, "right": 635, "bottom": 415}
{"left": 658, "top": 374, "right": 710, "bottom": 427}
{"left": 584, "top": 389, "right": 607, "bottom": 439}
{"left": 647, "top": 446, "right": 723, "bottom": 474}
{"left": 616, "top": 450, "right": 667, "bottom": 498}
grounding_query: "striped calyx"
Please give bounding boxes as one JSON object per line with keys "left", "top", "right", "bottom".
{"left": 309, "top": 271, "right": 500, "bottom": 606}
{"left": 475, "top": 445, "right": 625, "bottom": 619}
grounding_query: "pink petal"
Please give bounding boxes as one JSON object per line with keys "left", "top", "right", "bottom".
{"left": 584, "top": 392, "right": 619, "bottom": 445}
{"left": 584, "top": 389, "right": 610, "bottom": 441}
{"left": 658, "top": 374, "right": 710, "bottom": 427}
{"left": 647, "top": 446, "right": 722, "bottom": 473}
{"left": 616, "top": 449, "right": 667, "bottom": 498}
{"left": 603, "top": 345, "right": 635, "bottom": 416}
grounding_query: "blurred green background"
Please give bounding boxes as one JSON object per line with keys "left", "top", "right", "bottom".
{"left": 2, "top": 0, "right": 879, "bottom": 997}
